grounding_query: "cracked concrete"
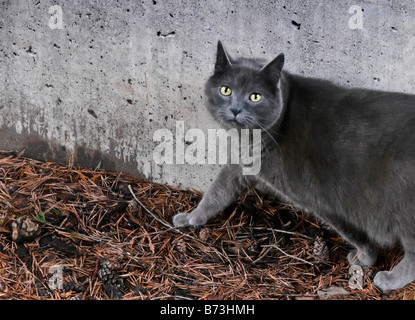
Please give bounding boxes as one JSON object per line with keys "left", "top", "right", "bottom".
{"left": 1, "top": 0, "right": 415, "bottom": 190}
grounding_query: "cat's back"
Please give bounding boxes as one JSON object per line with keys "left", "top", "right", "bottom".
{"left": 287, "top": 73, "right": 415, "bottom": 144}
{"left": 339, "top": 86, "right": 415, "bottom": 154}
{"left": 281, "top": 73, "right": 415, "bottom": 184}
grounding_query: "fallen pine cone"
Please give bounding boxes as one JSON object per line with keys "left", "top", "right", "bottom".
{"left": 199, "top": 228, "right": 211, "bottom": 242}
{"left": 63, "top": 281, "right": 85, "bottom": 293}
{"left": 99, "top": 258, "right": 121, "bottom": 271}
{"left": 174, "top": 238, "right": 187, "bottom": 254}
{"left": 313, "top": 236, "right": 329, "bottom": 262}
{"left": 11, "top": 217, "right": 41, "bottom": 243}
{"left": 98, "top": 258, "right": 124, "bottom": 299}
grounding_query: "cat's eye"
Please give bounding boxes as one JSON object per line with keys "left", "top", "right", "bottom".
{"left": 220, "top": 86, "right": 232, "bottom": 96}
{"left": 250, "top": 93, "right": 262, "bottom": 102}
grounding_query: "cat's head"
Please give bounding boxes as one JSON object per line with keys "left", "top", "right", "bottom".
{"left": 205, "top": 41, "right": 285, "bottom": 130}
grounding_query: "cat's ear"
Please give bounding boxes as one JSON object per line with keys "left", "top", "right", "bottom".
{"left": 260, "top": 53, "right": 285, "bottom": 81}
{"left": 215, "top": 41, "right": 232, "bottom": 72}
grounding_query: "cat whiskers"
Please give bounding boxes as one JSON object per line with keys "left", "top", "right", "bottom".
{"left": 240, "top": 115, "right": 272, "bottom": 156}
{"left": 240, "top": 114, "right": 255, "bottom": 129}
{"left": 253, "top": 119, "right": 285, "bottom": 168}
{"left": 215, "top": 109, "right": 228, "bottom": 128}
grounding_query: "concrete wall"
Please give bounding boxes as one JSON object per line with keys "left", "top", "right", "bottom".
{"left": 1, "top": 0, "right": 415, "bottom": 191}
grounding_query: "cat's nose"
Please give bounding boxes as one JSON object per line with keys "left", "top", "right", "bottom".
{"left": 230, "top": 107, "right": 242, "bottom": 116}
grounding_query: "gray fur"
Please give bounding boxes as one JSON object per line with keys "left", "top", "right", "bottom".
{"left": 173, "top": 41, "right": 415, "bottom": 291}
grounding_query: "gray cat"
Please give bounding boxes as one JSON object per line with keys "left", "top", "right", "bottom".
{"left": 173, "top": 41, "right": 415, "bottom": 291}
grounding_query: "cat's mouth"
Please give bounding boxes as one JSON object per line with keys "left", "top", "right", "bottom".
{"left": 215, "top": 110, "right": 257, "bottom": 129}
{"left": 224, "top": 118, "right": 253, "bottom": 129}
{"left": 227, "top": 118, "right": 239, "bottom": 125}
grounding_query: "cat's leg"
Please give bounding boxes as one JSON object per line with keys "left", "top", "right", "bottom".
{"left": 317, "top": 213, "right": 377, "bottom": 267}
{"left": 173, "top": 165, "right": 247, "bottom": 228}
{"left": 347, "top": 246, "right": 378, "bottom": 267}
{"left": 373, "top": 251, "right": 415, "bottom": 291}
{"left": 373, "top": 236, "right": 415, "bottom": 291}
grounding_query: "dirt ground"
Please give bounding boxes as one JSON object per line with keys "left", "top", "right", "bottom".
{"left": 0, "top": 150, "right": 414, "bottom": 300}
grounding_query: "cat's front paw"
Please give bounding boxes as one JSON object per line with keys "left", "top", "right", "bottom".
{"left": 172, "top": 209, "right": 209, "bottom": 228}
{"left": 373, "top": 271, "right": 398, "bottom": 291}
{"left": 172, "top": 212, "right": 192, "bottom": 228}
{"left": 347, "top": 249, "right": 377, "bottom": 267}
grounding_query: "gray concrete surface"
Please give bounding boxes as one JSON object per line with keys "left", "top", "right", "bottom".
{"left": 1, "top": 0, "right": 415, "bottom": 190}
